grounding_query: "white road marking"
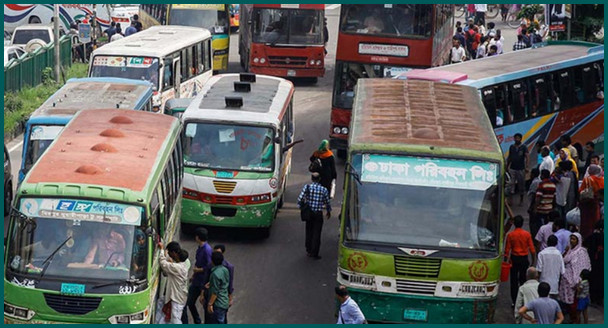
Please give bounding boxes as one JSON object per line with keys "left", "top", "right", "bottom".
{"left": 8, "top": 140, "right": 23, "bottom": 153}
{"left": 326, "top": 4, "right": 341, "bottom": 11}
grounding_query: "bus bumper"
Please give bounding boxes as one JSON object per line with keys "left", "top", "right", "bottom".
{"left": 181, "top": 198, "right": 276, "bottom": 228}
{"left": 249, "top": 66, "right": 325, "bottom": 78}
{"left": 345, "top": 287, "right": 496, "bottom": 324}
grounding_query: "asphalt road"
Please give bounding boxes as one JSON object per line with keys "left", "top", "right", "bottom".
{"left": 3, "top": 5, "right": 603, "bottom": 324}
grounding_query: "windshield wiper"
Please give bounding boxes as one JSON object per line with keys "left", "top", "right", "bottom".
{"left": 92, "top": 277, "right": 146, "bottom": 289}
{"left": 345, "top": 162, "right": 362, "bottom": 185}
{"left": 11, "top": 207, "right": 37, "bottom": 232}
{"left": 40, "top": 236, "right": 72, "bottom": 279}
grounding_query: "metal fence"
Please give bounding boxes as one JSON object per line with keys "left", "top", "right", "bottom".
{"left": 4, "top": 35, "right": 73, "bottom": 93}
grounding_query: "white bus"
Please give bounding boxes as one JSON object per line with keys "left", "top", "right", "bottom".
{"left": 88, "top": 25, "right": 213, "bottom": 112}
{"left": 4, "top": 4, "right": 112, "bottom": 33}
{"left": 180, "top": 73, "right": 298, "bottom": 238}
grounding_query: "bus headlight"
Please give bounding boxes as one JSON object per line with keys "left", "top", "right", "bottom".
{"left": 253, "top": 57, "right": 260, "bottom": 64}
{"left": 341, "top": 127, "right": 349, "bottom": 135}
{"left": 309, "top": 59, "right": 316, "bottom": 65}
{"left": 4, "top": 302, "right": 35, "bottom": 320}
{"left": 333, "top": 127, "right": 341, "bottom": 134}
{"left": 109, "top": 309, "right": 149, "bottom": 324}
{"left": 315, "top": 60, "right": 322, "bottom": 66}
{"left": 260, "top": 57, "right": 266, "bottom": 64}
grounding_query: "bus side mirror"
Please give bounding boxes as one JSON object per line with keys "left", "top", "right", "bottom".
{"left": 145, "top": 227, "right": 158, "bottom": 242}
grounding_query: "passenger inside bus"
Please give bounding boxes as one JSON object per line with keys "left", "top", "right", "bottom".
{"left": 131, "top": 229, "right": 147, "bottom": 273}
{"left": 249, "top": 134, "right": 275, "bottom": 168}
{"left": 264, "top": 20, "right": 284, "bottom": 44}
{"left": 362, "top": 9, "right": 385, "bottom": 34}
{"left": 83, "top": 225, "right": 127, "bottom": 268}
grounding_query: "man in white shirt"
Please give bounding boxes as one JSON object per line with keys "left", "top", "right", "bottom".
{"left": 514, "top": 267, "right": 540, "bottom": 324}
{"left": 336, "top": 286, "right": 366, "bottom": 324}
{"left": 474, "top": 4, "right": 487, "bottom": 26}
{"left": 535, "top": 211, "right": 559, "bottom": 251}
{"left": 536, "top": 235, "right": 565, "bottom": 298}
{"left": 450, "top": 37, "right": 466, "bottom": 64}
{"left": 539, "top": 146, "right": 555, "bottom": 174}
{"left": 157, "top": 242, "right": 189, "bottom": 324}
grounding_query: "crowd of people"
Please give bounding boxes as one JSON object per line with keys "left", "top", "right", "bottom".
{"left": 450, "top": 8, "right": 549, "bottom": 64}
{"left": 103, "top": 14, "right": 143, "bottom": 42}
{"left": 505, "top": 132, "right": 604, "bottom": 324}
{"left": 155, "top": 228, "right": 235, "bottom": 324}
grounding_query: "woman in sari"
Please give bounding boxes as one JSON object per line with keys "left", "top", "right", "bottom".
{"left": 559, "top": 232, "right": 591, "bottom": 323}
{"left": 555, "top": 148, "right": 579, "bottom": 180}
{"left": 579, "top": 164, "right": 604, "bottom": 238}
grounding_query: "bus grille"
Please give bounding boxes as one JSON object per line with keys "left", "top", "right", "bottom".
{"left": 214, "top": 196, "right": 234, "bottom": 204}
{"left": 394, "top": 256, "right": 441, "bottom": 278}
{"left": 213, "top": 180, "right": 237, "bottom": 194}
{"left": 395, "top": 279, "right": 437, "bottom": 296}
{"left": 268, "top": 56, "right": 307, "bottom": 66}
{"left": 43, "top": 293, "right": 102, "bottom": 315}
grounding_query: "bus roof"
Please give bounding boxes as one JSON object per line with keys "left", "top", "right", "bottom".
{"left": 92, "top": 25, "right": 212, "bottom": 58}
{"left": 425, "top": 42, "right": 604, "bottom": 87}
{"left": 31, "top": 77, "right": 153, "bottom": 118}
{"left": 24, "top": 109, "right": 178, "bottom": 193}
{"left": 181, "top": 73, "right": 294, "bottom": 126}
{"left": 350, "top": 79, "right": 501, "bottom": 156}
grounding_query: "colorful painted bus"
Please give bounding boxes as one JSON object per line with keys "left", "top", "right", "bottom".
{"left": 89, "top": 25, "right": 213, "bottom": 112}
{"left": 17, "top": 77, "right": 154, "bottom": 184}
{"left": 180, "top": 73, "right": 297, "bottom": 238}
{"left": 4, "top": 4, "right": 112, "bottom": 33}
{"left": 397, "top": 41, "right": 605, "bottom": 160}
{"left": 338, "top": 79, "right": 504, "bottom": 323}
{"left": 330, "top": 4, "right": 455, "bottom": 157}
{"left": 4, "top": 109, "right": 183, "bottom": 324}
{"left": 139, "top": 4, "right": 230, "bottom": 72}
{"left": 229, "top": 4, "right": 240, "bottom": 32}
{"left": 239, "top": 4, "right": 326, "bottom": 81}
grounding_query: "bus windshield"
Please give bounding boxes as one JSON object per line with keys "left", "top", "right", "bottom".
{"left": 7, "top": 199, "right": 147, "bottom": 286}
{"left": 333, "top": 62, "right": 412, "bottom": 109}
{"left": 253, "top": 8, "right": 324, "bottom": 45}
{"left": 90, "top": 56, "right": 160, "bottom": 90}
{"left": 24, "top": 125, "right": 64, "bottom": 173}
{"left": 340, "top": 4, "right": 432, "bottom": 38}
{"left": 183, "top": 122, "right": 275, "bottom": 172}
{"left": 169, "top": 8, "right": 228, "bottom": 34}
{"left": 345, "top": 154, "right": 500, "bottom": 253}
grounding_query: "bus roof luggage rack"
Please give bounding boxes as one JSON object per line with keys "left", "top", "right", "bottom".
{"left": 225, "top": 96, "right": 244, "bottom": 108}
{"left": 234, "top": 81, "right": 251, "bottom": 93}
{"left": 240, "top": 72, "right": 256, "bottom": 83}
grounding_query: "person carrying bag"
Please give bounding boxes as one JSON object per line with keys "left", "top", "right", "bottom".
{"left": 297, "top": 173, "right": 331, "bottom": 260}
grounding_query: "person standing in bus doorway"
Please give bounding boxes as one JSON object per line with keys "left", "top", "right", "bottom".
{"left": 182, "top": 228, "right": 213, "bottom": 324}
{"left": 309, "top": 140, "right": 337, "bottom": 199}
{"left": 507, "top": 133, "right": 529, "bottom": 206}
{"left": 504, "top": 215, "right": 536, "bottom": 308}
{"left": 298, "top": 172, "right": 332, "bottom": 260}
{"left": 157, "top": 242, "right": 189, "bottom": 324}
{"left": 336, "top": 285, "right": 366, "bottom": 324}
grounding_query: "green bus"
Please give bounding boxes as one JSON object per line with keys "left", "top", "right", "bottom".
{"left": 4, "top": 109, "right": 183, "bottom": 324}
{"left": 338, "top": 79, "right": 505, "bottom": 323}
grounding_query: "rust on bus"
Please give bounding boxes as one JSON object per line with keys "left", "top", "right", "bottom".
{"left": 351, "top": 79, "right": 499, "bottom": 154}
{"left": 26, "top": 109, "right": 177, "bottom": 191}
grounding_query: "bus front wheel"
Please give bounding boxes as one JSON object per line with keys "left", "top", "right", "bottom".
{"left": 258, "top": 227, "right": 271, "bottom": 239}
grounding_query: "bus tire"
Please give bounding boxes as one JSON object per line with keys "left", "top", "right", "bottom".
{"left": 337, "top": 149, "right": 347, "bottom": 159}
{"left": 258, "top": 227, "right": 271, "bottom": 239}
{"left": 29, "top": 16, "right": 42, "bottom": 24}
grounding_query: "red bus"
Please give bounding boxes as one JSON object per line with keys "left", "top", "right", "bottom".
{"left": 330, "top": 4, "right": 454, "bottom": 157}
{"left": 239, "top": 4, "right": 325, "bottom": 82}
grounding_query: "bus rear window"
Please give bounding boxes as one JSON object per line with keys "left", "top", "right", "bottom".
{"left": 12, "top": 29, "right": 51, "bottom": 44}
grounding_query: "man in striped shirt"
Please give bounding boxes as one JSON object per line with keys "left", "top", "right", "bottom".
{"left": 534, "top": 170, "right": 556, "bottom": 237}
{"left": 298, "top": 172, "right": 332, "bottom": 260}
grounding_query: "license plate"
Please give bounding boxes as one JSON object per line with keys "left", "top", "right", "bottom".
{"left": 61, "top": 283, "right": 85, "bottom": 296}
{"left": 216, "top": 171, "right": 234, "bottom": 179}
{"left": 287, "top": 70, "right": 296, "bottom": 77}
{"left": 403, "top": 309, "right": 427, "bottom": 322}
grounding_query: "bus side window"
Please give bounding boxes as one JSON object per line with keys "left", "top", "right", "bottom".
{"left": 151, "top": 188, "right": 162, "bottom": 243}
{"left": 531, "top": 76, "right": 548, "bottom": 116}
{"left": 556, "top": 69, "right": 574, "bottom": 109}
{"left": 509, "top": 81, "right": 528, "bottom": 122}
{"left": 287, "top": 101, "right": 294, "bottom": 143}
{"left": 202, "top": 39, "right": 212, "bottom": 73}
{"left": 163, "top": 57, "right": 174, "bottom": 90}
{"left": 580, "top": 64, "right": 598, "bottom": 103}
{"left": 194, "top": 43, "right": 203, "bottom": 74}
{"left": 494, "top": 85, "right": 511, "bottom": 126}
{"left": 481, "top": 87, "right": 498, "bottom": 128}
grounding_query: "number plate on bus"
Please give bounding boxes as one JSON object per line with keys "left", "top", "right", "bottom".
{"left": 287, "top": 70, "right": 296, "bottom": 77}
{"left": 403, "top": 309, "right": 427, "bottom": 322}
{"left": 216, "top": 171, "right": 234, "bottom": 179}
{"left": 61, "top": 283, "right": 85, "bottom": 295}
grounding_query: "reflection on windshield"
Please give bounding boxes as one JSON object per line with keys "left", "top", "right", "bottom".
{"left": 340, "top": 4, "right": 432, "bottom": 37}
{"left": 253, "top": 9, "right": 324, "bottom": 45}
{"left": 333, "top": 62, "right": 411, "bottom": 109}
{"left": 169, "top": 9, "right": 228, "bottom": 33}
{"left": 24, "top": 125, "right": 64, "bottom": 172}
{"left": 7, "top": 217, "right": 147, "bottom": 282}
{"left": 183, "top": 123, "right": 275, "bottom": 172}
{"left": 90, "top": 56, "right": 159, "bottom": 89}
{"left": 345, "top": 154, "right": 499, "bottom": 252}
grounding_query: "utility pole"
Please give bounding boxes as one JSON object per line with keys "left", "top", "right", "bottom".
{"left": 53, "top": 4, "right": 61, "bottom": 82}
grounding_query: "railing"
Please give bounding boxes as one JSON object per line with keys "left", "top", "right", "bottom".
{"left": 4, "top": 35, "right": 72, "bottom": 92}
